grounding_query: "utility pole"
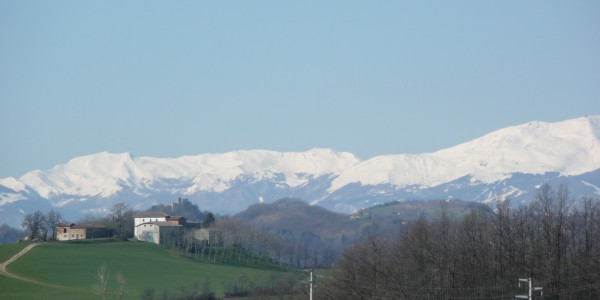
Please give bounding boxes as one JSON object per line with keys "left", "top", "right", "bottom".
{"left": 515, "top": 277, "right": 543, "bottom": 300}
{"left": 534, "top": 287, "right": 543, "bottom": 298}
{"left": 515, "top": 278, "right": 531, "bottom": 300}
{"left": 309, "top": 269, "right": 313, "bottom": 300}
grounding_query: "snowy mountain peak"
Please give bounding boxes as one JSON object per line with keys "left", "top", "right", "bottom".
{"left": 16, "top": 148, "right": 361, "bottom": 200}
{"left": 330, "top": 115, "right": 600, "bottom": 191}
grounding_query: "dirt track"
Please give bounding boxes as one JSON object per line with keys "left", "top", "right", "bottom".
{"left": 0, "top": 243, "right": 61, "bottom": 287}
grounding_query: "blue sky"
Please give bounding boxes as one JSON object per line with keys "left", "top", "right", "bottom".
{"left": 1, "top": 1, "right": 599, "bottom": 178}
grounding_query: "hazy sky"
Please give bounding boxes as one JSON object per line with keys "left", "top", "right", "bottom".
{"left": 1, "top": 1, "right": 599, "bottom": 178}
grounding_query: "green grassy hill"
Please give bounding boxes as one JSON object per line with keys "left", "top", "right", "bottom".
{"left": 0, "top": 242, "right": 29, "bottom": 262}
{"left": 0, "top": 240, "right": 297, "bottom": 300}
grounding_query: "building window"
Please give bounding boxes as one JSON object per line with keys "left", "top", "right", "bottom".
{"left": 63, "top": 228, "right": 67, "bottom": 233}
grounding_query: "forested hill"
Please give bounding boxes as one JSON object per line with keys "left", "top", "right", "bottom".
{"left": 359, "top": 199, "right": 494, "bottom": 221}
{"left": 235, "top": 198, "right": 358, "bottom": 240}
{"left": 146, "top": 198, "right": 205, "bottom": 221}
{"left": 231, "top": 197, "right": 495, "bottom": 267}
{"left": 235, "top": 197, "right": 494, "bottom": 243}
{"left": 232, "top": 198, "right": 361, "bottom": 267}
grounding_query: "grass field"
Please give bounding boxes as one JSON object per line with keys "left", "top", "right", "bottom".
{"left": 0, "top": 240, "right": 295, "bottom": 299}
{"left": 0, "top": 241, "right": 29, "bottom": 263}
{"left": 0, "top": 275, "right": 94, "bottom": 300}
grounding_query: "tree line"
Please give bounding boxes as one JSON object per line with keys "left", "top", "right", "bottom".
{"left": 21, "top": 203, "right": 136, "bottom": 241}
{"left": 157, "top": 215, "right": 343, "bottom": 270}
{"left": 321, "top": 184, "right": 600, "bottom": 299}
{"left": 21, "top": 209, "right": 63, "bottom": 241}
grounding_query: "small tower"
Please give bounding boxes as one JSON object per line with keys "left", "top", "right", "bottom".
{"left": 178, "top": 197, "right": 182, "bottom": 216}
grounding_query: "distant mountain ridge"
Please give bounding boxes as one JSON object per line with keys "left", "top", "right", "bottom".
{"left": 331, "top": 116, "right": 600, "bottom": 190}
{"left": 1, "top": 115, "right": 599, "bottom": 227}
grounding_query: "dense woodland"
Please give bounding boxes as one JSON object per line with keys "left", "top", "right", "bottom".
{"left": 321, "top": 184, "right": 600, "bottom": 299}
{"left": 151, "top": 198, "right": 363, "bottom": 269}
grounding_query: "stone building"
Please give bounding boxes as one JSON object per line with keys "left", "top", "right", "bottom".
{"left": 56, "top": 223, "right": 112, "bottom": 241}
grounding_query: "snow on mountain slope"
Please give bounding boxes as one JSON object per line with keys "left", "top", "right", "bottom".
{"left": 436, "top": 116, "right": 600, "bottom": 179}
{"left": 329, "top": 116, "right": 600, "bottom": 191}
{"left": 0, "top": 116, "right": 599, "bottom": 228}
{"left": 0, "top": 177, "right": 27, "bottom": 206}
{"left": 0, "top": 177, "right": 26, "bottom": 192}
{"left": 17, "top": 148, "right": 360, "bottom": 201}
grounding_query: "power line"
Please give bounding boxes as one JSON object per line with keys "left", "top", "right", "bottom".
{"left": 321, "top": 277, "right": 514, "bottom": 299}
{"left": 317, "top": 272, "right": 600, "bottom": 299}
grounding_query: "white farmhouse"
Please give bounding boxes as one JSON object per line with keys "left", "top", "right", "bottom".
{"left": 134, "top": 212, "right": 183, "bottom": 244}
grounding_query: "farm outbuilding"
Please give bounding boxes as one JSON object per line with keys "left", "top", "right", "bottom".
{"left": 56, "top": 223, "right": 113, "bottom": 241}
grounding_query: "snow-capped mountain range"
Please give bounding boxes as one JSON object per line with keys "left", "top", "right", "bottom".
{"left": 2, "top": 116, "right": 600, "bottom": 227}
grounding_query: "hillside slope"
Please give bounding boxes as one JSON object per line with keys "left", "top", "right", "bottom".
{"left": 0, "top": 241, "right": 287, "bottom": 299}
{"left": 236, "top": 198, "right": 360, "bottom": 242}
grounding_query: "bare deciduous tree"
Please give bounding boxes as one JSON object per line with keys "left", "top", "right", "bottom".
{"left": 115, "top": 271, "right": 127, "bottom": 300}
{"left": 45, "top": 210, "right": 62, "bottom": 241}
{"left": 111, "top": 203, "right": 134, "bottom": 240}
{"left": 323, "top": 184, "right": 600, "bottom": 299}
{"left": 22, "top": 211, "right": 46, "bottom": 240}
{"left": 92, "top": 264, "right": 110, "bottom": 300}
